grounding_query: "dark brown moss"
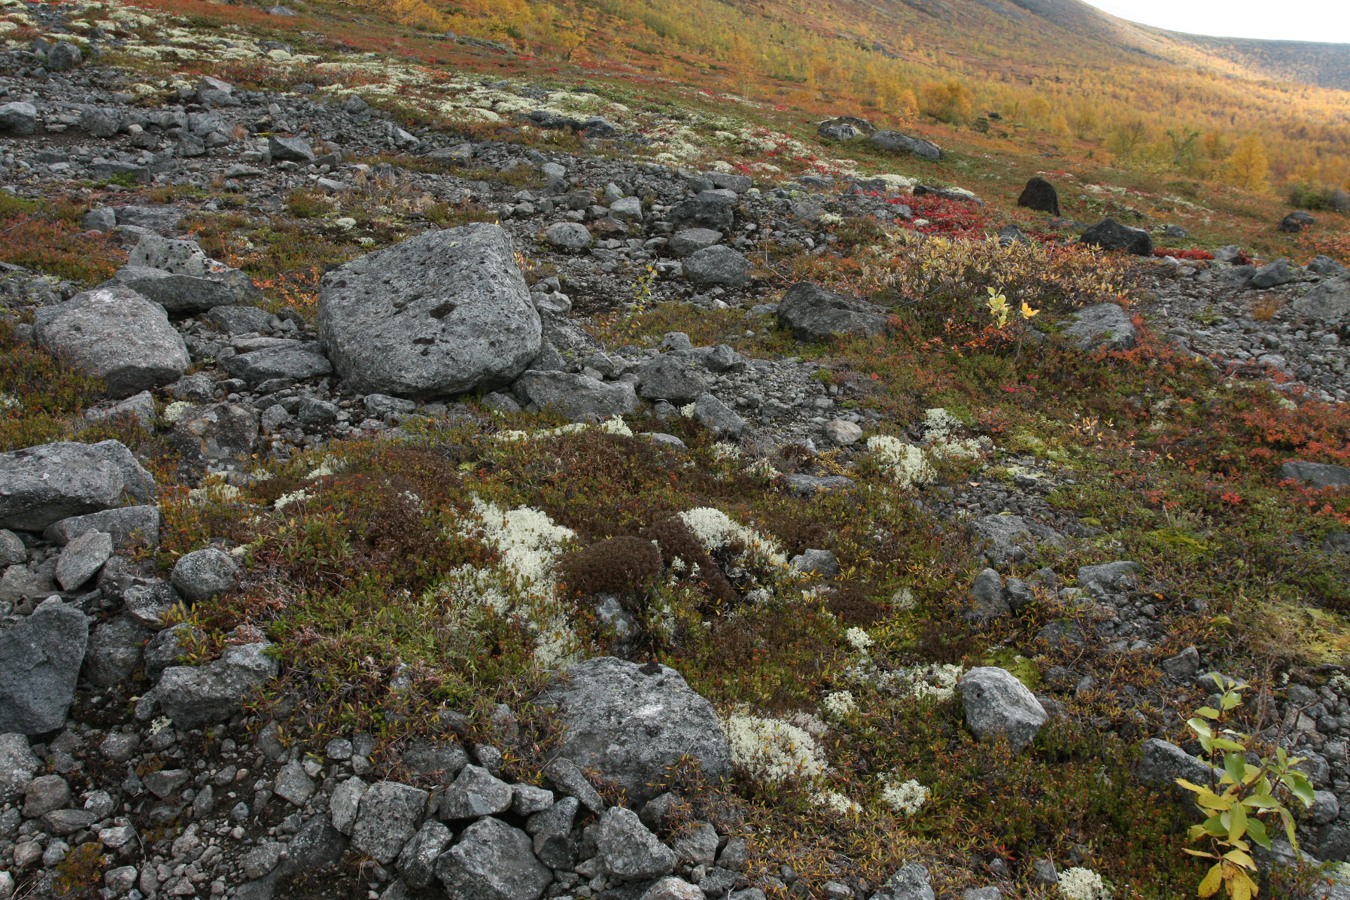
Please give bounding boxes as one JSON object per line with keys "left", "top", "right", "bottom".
{"left": 556, "top": 536, "right": 663, "bottom": 598}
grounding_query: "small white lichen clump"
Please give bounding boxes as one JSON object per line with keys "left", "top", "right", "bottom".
{"left": 845, "top": 627, "right": 873, "bottom": 653}
{"left": 922, "top": 408, "right": 984, "bottom": 459}
{"left": 822, "top": 690, "right": 856, "bottom": 719}
{"left": 468, "top": 498, "right": 575, "bottom": 589}
{"left": 723, "top": 711, "right": 827, "bottom": 784}
{"left": 867, "top": 435, "right": 934, "bottom": 487}
{"left": 813, "top": 790, "right": 860, "bottom": 816}
{"left": 679, "top": 507, "right": 787, "bottom": 568}
{"left": 880, "top": 777, "right": 929, "bottom": 816}
{"left": 880, "top": 663, "right": 964, "bottom": 702}
{"left": 1058, "top": 867, "right": 1111, "bottom": 900}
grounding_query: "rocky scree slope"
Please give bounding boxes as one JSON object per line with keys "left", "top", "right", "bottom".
{"left": 0, "top": 9, "right": 1348, "bottom": 900}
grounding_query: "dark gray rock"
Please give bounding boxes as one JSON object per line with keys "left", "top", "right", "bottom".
{"left": 969, "top": 514, "right": 1063, "bottom": 568}
{"left": 47, "top": 42, "right": 83, "bottom": 71}
{"left": 115, "top": 205, "right": 185, "bottom": 234}
{"left": 1077, "top": 561, "right": 1142, "bottom": 593}
{"left": 0, "top": 599, "right": 89, "bottom": 735}
{"left": 693, "top": 392, "right": 747, "bottom": 438}
{"left": 1250, "top": 258, "right": 1298, "bottom": 289}
{"left": 222, "top": 343, "right": 332, "bottom": 387}
{"left": 778, "top": 283, "right": 888, "bottom": 342}
{"left": 513, "top": 371, "right": 638, "bottom": 422}
{"left": 0, "top": 440, "right": 154, "bottom": 532}
{"left": 667, "top": 228, "right": 722, "bottom": 258}
{"left": 351, "top": 781, "right": 429, "bottom": 865}
{"left": 1279, "top": 461, "right": 1350, "bottom": 489}
{"left": 542, "top": 757, "right": 604, "bottom": 814}
{"left": 1017, "top": 177, "right": 1060, "bottom": 216}
{"left": 1161, "top": 646, "right": 1200, "bottom": 678}
{"left": 171, "top": 548, "right": 240, "bottom": 604}
{"left": 668, "top": 191, "right": 737, "bottom": 231}
{"left": 0, "top": 530, "right": 23, "bottom": 567}
{"left": 439, "top": 764, "right": 513, "bottom": 820}
{"left": 44, "top": 505, "right": 160, "bottom": 552}
{"left": 957, "top": 667, "right": 1047, "bottom": 752}
{"left": 1138, "top": 738, "right": 1216, "bottom": 789}
{"left": 818, "top": 116, "right": 874, "bottom": 140}
{"left": 637, "top": 356, "right": 709, "bottom": 404}
{"left": 83, "top": 615, "right": 153, "bottom": 688}
{"left": 436, "top": 816, "right": 552, "bottom": 900}
{"left": 54, "top": 529, "right": 112, "bottom": 591}
{"left": 109, "top": 265, "right": 256, "bottom": 316}
{"left": 206, "top": 305, "right": 273, "bottom": 334}
{"left": 1062, "top": 303, "right": 1137, "bottom": 351}
{"left": 34, "top": 286, "right": 190, "bottom": 397}
{"left": 0, "top": 102, "right": 37, "bottom": 136}
{"left": 684, "top": 245, "right": 751, "bottom": 287}
{"left": 967, "top": 568, "right": 1009, "bottom": 623}
{"left": 1080, "top": 218, "right": 1153, "bottom": 256}
{"left": 152, "top": 642, "right": 278, "bottom": 729}
{"left": 541, "top": 657, "right": 731, "bottom": 804}
{"left": 171, "top": 403, "right": 260, "bottom": 465}
{"left": 398, "top": 819, "right": 453, "bottom": 890}
{"left": 871, "top": 131, "right": 942, "bottom": 161}
{"left": 1280, "top": 211, "right": 1316, "bottom": 233}
{"left": 269, "top": 135, "right": 315, "bottom": 162}
{"left": 319, "top": 224, "right": 541, "bottom": 398}
{"left": 597, "top": 806, "right": 677, "bottom": 879}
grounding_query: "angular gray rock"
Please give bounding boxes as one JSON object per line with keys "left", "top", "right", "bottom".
{"left": 0, "top": 599, "right": 89, "bottom": 735}
{"left": 0, "top": 440, "right": 154, "bottom": 533}
{"left": 693, "top": 392, "right": 747, "bottom": 438}
{"left": 513, "top": 371, "right": 638, "bottom": 422}
{"left": 1138, "top": 738, "right": 1217, "bottom": 789}
{"left": 269, "top": 135, "right": 315, "bottom": 162}
{"left": 152, "top": 642, "right": 278, "bottom": 730}
{"left": 45, "top": 505, "right": 161, "bottom": 552}
{"left": 33, "top": 286, "right": 190, "bottom": 397}
{"left": 957, "top": 666, "right": 1048, "bottom": 752}
{"left": 1063, "top": 303, "right": 1137, "bottom": 351}
{"left": 47, "top": 42, "right": 83, "bottom": 71}
{"left": 222, "top": 343, "right": 332, "bottom": 387}
{"left": 966, "top": 568, "right": 1010, "bottom": 623}
{"left": 641, "top": 877, "right": 706, "bottom": 900}
{"left": 597, "top": 806, "right": 677, "bottom": 879}
{"left": 0, "top": 733, "right": 40, "bottom": 803}
{"left": 637, "top": 355, "right": 709, "bottom": 404}
{"left": 83, "top": 616, "right": 153, "bottom": 688}
{"left": 1017, "top": 177, "right": 1060, "bottom": 216}
{"left": 1293, "top": 276, "right": 1350, "bottom": 326}
{"left": 0, "top": 102, "right": 37, "bottom": 136}
{"left": 684, "top": 245, "right": 751, "bottom": 287}
{"left": 54, "top": 529, "right": 113, "bottom": 591}
{"left": 969, "top": 514, "right": 1062, "bottom": 568}
{"left": 350, "top": 780, "right": 429, "bottom": 865}
{"left": 1280, "top": 461, "right": 1350, "bottom": 490}
{"left": 668, "top": 191, "right": 737, "bottom": 231}
{"left": 1080, "top": 218, "right": 1153, "bottom": 256}
{"left": 541, "top": 657, "right": 732, "bottom": 803}
{"left": 871, "top": 130, "right": 942, "bottom": 160}
{"left": 873, "top": 864, "right": 937, "bottom": 900}
{"left": 1250, "top": 258, "right": 1297, "bottom": 289}
{"left": 319, "top": 224, "right": 541, "bottom": 398}
{"left": 778, "top": 283, "right": 888, "bottom": 342}
{"left": 109, "top": 266, "right": 255, "bottom": 316}
{"left": 171, "top": 548, "right": 241, "bottom": 603}
{"left": 0, "top": 530, "right": 24, "bottom": 566}
{"left": 398, "top": 819, "right": 453, "bottom": 889}
{"left": 439, "top": 764, "right": 513, "bottom": 820}
{"left": 1077, "top": 560, "right": 1142, "bottom": 594}
{"left": 668, "top": 228, "right": 722, "bottom": 258}
{"left": 436, "top": 816, "right": 553, "bottom": 900}
{"left": 329, "top": 776, "right": 367, "bottom": 835}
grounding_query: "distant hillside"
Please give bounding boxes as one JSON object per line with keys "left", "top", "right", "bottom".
{"left": 1177, "top": 35, "right": 1350, "bottom": 92}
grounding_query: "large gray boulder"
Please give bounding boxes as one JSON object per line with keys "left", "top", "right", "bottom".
{"left": 541, "top": 657, "right": 732, "bottom": 803}
{"left": 221, "top": 342, "right": 332, "bottom": 387}
{"left": 1080, "top": 218, "right": 1153, "bottom": 256}
{"left": 45, "top": 505, "right": 161, "bottom": 552}
{"left": 34, "top": 286, "right": 190, "bottom": 397}
{"left": 0, "top": 440, "right": 155, "bottom": 532}
{"left": 513, "top": 371, "right": 638, "bottom": 422}
{"left": 1062, "top": 303, "right": 1137, "bottom": 351}
{"left": 637, "top": 355, "right": 709, "bottom": 404}
{"left": 436, "top": 816, "right": 553, "bottom": 900}
{"left": 0, "top": 599, "right": 90, "bottom": 735}
{"left": 171, "top": 548, "right": 241, "bottom": 603}
{"left": 319, "top": 224, "right": 541, "bottom": 398}
{"left": 778, "top": 283, "right": 888, "bottom": 342}
{"left": 0, "top": 101, "right": 38, "bottom": 136}
{"left": 957, "top": 667, "right": 1047, "bottom": 752}
{"left": 151, "top": 642, "right": 278, "bottom": 730}
{"left": 1293, "top": 276, "right": 1350, "bottom": 326}
{"left": 871, "top": 130, "right": 942, "bottom": 161}
{"left": 684, "top": 245, "right": 751, "bottom": 287}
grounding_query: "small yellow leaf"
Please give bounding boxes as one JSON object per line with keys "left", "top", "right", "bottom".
{"left": 1199, "top": 863, "right": 1223, "bottom": 898}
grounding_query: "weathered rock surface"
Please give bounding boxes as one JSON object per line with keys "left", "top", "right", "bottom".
{"left": 319, "top": 224, "right": 541, "bottom": 398}
{"left": 0, "top": 440, "right": 155, "bottom": 532}
{"left": 0, "top": 599, "right": 89, "bottom": 735}
{"left": 1063, "top": 303, "right": 1138, "bottom": 351}
{"left": 34, "top": 286, "right": 190, "bottom": 397}
{"left": 778, "top": 282, "right": 888, "bottom": 342}
{"left": 151, "top": 642, "right": 279, "bottom": 730}
{"left": 436, "top": 816, "right": 553, "bottom": 900}
{"left": 1080, "top": 218, "right": 1153, "bottom": 256}
{"left": 957, "top": 667, "right": 1047, "bottom": 752}
{"left": 542, "top": 657, "right": 732, "bottom": 803}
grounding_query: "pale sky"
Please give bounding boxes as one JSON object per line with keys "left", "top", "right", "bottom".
{"left": 1080, "top": 0, "right": 1350, "bottom": 44}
